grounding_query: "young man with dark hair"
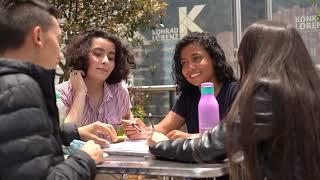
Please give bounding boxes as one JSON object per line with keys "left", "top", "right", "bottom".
{"left": 0, "top": 0, "right": 117, "bottom": 179}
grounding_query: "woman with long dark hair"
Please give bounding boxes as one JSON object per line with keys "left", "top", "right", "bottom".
{"left": 148, "top": 21, "right": 320, "bottom": 180}
{"left": 123, "top": 32, "right": 238, "bottom": 140}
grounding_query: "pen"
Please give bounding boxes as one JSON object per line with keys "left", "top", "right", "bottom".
{"left": 131, "top": 122, "right": 142, "bottom": 133}
{"left": 148, "top": 113, "right": 155, "bottom": 131}
{"left": 116, "top": 121, "right": 142, "bottom": 133}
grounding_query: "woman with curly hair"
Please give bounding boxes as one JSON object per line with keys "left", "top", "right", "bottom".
{"left": 123, "top": 32, "right": 238, "bottom": 140}
{"left": 56, "top": 29, "right": 136, "bottom": 132}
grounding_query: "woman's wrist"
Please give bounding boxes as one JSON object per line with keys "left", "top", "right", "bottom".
{"left": 75, "top": 90, "right": 87, "bottom": 97}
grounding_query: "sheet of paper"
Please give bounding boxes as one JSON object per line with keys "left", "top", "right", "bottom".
{"left": 104, "top": 139, "right": 149, "bottom": 156}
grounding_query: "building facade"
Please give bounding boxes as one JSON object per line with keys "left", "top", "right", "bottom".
{"left": 132, "top": 0, "right": 320, "bottom": 121}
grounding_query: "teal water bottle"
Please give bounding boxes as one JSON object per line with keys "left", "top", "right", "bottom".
{"left": 55, "top": 91, "right": 66, "bottom": 125}
{"left": 198, "top": 82, "right": 220, "bottom": 133}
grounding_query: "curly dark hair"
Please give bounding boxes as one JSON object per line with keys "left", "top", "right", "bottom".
{"left": 172, "top": 32, "right": 236, "bottom": 93}
{"left": 66, "top": 29, "right": 136, "bottom": 84}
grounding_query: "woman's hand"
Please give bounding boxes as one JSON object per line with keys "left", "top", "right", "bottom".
{"left": 78, "top": 121, "right": 118, "bottom": 147}
{"left": 121, "top": 118, "right": 146, "bottom": 140}
{"left": 146, "top": 131, "right": 169, "bottom": 146}
{"left": 70, "top": 69, "right": 87, "bottom": 95}
{"left": 65, "top": 70, "right": 87, "bottom": 124}
{"left": 80, "top": 140, "right": 104, "bottom": 164}
{"left": 166, "top": 130, "right": 199, "bottom": 140}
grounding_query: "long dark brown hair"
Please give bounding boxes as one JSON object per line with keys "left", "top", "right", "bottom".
{"left": 226, "top": 21, "right": 320, "bottom": 180}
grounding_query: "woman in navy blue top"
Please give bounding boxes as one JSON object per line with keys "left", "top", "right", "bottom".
{"left": 123, "top": 32, "right": 238, "bottom": 139}
{"left": 172, "top": 81, "right": 238, "bottom": 133}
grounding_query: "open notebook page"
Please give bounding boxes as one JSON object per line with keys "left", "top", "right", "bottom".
{"left": 103, "top": 139, "right": 149, "bottom": 156}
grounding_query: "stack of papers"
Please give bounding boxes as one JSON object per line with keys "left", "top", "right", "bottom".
{"left": 104, "top": 140, "right": 149, "bottom": 156}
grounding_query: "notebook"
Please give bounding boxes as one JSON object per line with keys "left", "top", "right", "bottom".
{"left": 103, "top": 139, "right": 149, "bottom": 156}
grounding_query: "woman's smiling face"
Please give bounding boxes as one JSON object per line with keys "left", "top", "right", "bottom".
{"left": 180, "top": 43, "right": 216, "bottom": 87}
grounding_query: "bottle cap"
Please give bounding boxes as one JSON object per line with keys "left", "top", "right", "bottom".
{"left": 200, "top": 82, "right": 214, "bottom": 95}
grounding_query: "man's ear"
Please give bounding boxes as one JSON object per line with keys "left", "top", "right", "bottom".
{"left": 31, "top": 26, "right": 44, "bottom": 48}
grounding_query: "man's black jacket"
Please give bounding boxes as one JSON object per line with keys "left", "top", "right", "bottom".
{"left": 0, "top": 59, "right": 95, "bottom": 180}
